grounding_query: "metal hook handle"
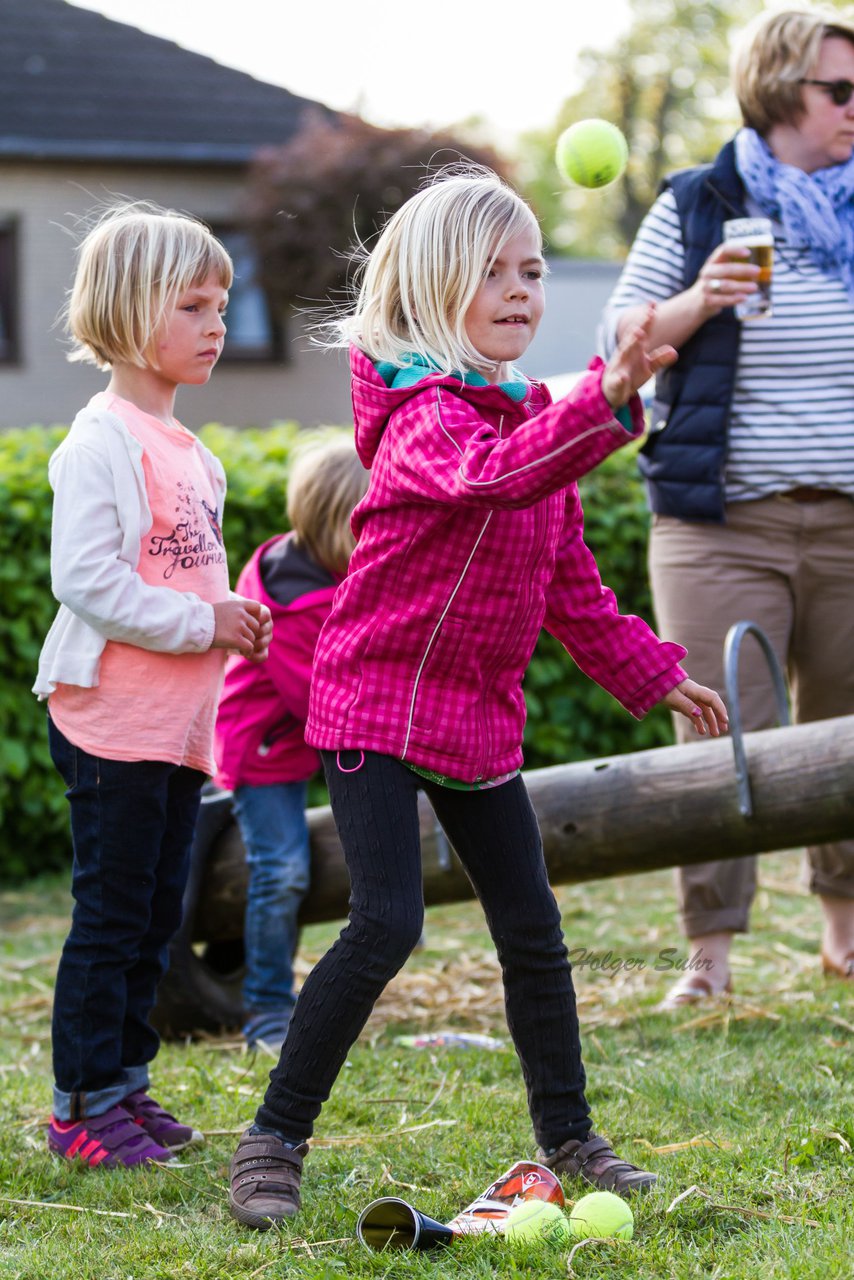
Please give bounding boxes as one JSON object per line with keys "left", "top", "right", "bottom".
{"left": 723, "top": 621, "right": 790, "bottom": 818}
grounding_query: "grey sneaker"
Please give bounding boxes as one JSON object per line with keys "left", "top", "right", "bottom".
{"left": 228, "top": 1129, "right": 309, "bottom": 1229}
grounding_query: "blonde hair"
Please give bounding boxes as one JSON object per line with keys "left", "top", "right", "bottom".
{"left": 732, "top": 5, "right": 854, "bottom": 135}
{"left": 66, "top": 201, "right": 233, "bottom": 370}
{"left": 287, "top": 432, "right": 370, "bottom": 576}
{"left": 333, "top": 165, "right": 543, "bottom": 377}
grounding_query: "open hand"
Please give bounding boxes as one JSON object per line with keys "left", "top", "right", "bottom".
{"left": 601, "top": 304, "right": 677, "bottom": 409}
{"left": 661, "top": 678, "right": 729, "bottom": 737}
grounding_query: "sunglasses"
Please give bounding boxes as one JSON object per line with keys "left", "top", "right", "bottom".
{"left": 799, "top": 77, "right": 854, "bottom": 106}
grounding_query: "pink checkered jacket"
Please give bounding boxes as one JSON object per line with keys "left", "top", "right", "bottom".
{"left": 304, "top": 349, "right": 687, "bottom": 782}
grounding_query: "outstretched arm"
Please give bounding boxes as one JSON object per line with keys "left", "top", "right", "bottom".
{"left": 385, "top": 367, "right": 646, "bottom": 513}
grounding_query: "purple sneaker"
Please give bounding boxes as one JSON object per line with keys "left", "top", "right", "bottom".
{"left": 48, "top": 1105, "right": 171, "bottom": 1167}
{"left": 122, "top": 1089, "right": 204, "bottom": 1152}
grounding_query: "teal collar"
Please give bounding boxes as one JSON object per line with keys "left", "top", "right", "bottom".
{"left": 375, "top": 354, "right": 529, "bottom": 402}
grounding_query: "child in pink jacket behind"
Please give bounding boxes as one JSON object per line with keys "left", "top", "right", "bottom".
{"left": 227, "top": 166, "right": 729, "bottom": 1229}
{"left": 214, "top": 435, "right": 369, "bottom": 1052}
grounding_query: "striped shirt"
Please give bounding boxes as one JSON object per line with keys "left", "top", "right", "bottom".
{"left": 600, "top": 189, "right": 854, "bottom": 502}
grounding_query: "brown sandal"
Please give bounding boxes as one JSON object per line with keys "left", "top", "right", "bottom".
{"left": 228, "top": 1129, "right": 309, "bottom": 1229}
{"left": 821, "top": 950, "right": 854, "bottom": 979}
{"left": 539, "top": 1132, "right": 657, "bottom": 1194}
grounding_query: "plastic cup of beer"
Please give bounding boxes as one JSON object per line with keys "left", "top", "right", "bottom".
{"left": 722, "top": 217, "right": 773, "bottom": 320}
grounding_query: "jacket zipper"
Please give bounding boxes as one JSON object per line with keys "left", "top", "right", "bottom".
{"left": 257, "top": 713, "right": 299, "bottom": 755}
{"left": 401, "top": 513, "right": 494, "bottom": 759}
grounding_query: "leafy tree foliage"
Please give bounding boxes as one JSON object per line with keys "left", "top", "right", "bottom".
{"left": 245, "top": 112, "right": 510, "bottom": 309}
{"left": 517, "top": 0, "right": 763, "bottom": 258}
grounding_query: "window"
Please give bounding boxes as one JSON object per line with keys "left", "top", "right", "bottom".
{"left": 212, "top": 225, "right": 285, "bottom": 363}
{"left": 0, "top": 221, "right": 19, "bottom": 365}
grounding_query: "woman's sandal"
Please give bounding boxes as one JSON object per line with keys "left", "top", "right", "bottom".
{"left": 655, "top": 975, "right": 733, "bottom": 1012}
{"left": 821, "top": 950, "right": 854, "bottom": 979}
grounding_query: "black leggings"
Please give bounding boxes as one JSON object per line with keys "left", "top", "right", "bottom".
{"left": 256, "top": 751, "right": 590, "bottom": 1151}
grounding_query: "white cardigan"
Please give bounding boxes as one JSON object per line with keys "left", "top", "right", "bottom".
{"left": 33, "top": 403, "right": 225, "bottom": 699}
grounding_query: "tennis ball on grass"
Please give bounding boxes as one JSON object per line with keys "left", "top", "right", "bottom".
{"left": 568, "top": 1190, "right": 634, "bottom": 1240}
{"left": 504, "top": 1199, "right": 572, "bottom": 1245}
{"left": 556, "top": 119, "right": 628, "bottom": 188}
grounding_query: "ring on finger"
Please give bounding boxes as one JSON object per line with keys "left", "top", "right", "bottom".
{"left": 710, "top": 278, "right": 723, "bottom": 294}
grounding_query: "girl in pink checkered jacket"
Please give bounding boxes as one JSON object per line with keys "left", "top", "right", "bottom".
{"left": 228, "top": 167, "right": 728, "bottom": 1229}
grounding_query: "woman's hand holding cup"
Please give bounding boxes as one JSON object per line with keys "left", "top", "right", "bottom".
{"left": 695, "top": 241, "right": 762, "bottom": 315}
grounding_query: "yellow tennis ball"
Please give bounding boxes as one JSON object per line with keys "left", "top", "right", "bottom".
{"left": 568, "top": 1190, "right": 634, "bottom": 1240}
{"left": 504, "top": 1199, "right": 572, "bottom": 1246}
{"left": 556, "top": 119, "right": 628, "bottom": 189}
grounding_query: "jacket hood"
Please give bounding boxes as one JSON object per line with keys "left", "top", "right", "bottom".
{"left": 240, "top": 535, "right": 339, "bottom": 618}
{"left": 349, "top": 346, "right": 545, "bottom": 467}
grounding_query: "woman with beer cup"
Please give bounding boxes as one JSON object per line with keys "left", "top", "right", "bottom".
{"left": 601, "top": 5, "right": 854, "bottom": 1006}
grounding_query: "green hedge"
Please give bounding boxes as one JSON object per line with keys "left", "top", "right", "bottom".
{"left": 0, "top": 423, "right": 670, "bottom": 881}
{"left": 0, "top": 421, "right": 306, "bottom": 882}
{"left": 0, "top": 426, "right": 70, "bottom": 881}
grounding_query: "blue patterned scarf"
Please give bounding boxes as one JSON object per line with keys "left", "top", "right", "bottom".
{"left": 734, "top": 126, "right": 854, "bottom": 302}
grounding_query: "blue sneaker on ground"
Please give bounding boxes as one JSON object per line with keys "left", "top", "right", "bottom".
{"left": 243, "top": 1009, "right": 292, "bottom": 1053}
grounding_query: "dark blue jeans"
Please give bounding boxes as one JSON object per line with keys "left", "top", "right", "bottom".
{"left": 48, "top": 717, "right": 204, "bottom": 1121}
{"left": 257, "top": 751, "right": 590, "bottom": 1152}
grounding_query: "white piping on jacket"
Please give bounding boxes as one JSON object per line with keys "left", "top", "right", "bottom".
{"left": 433, "top": 385, "right": 623, "bottom": 489}
{"left": 400, "top": 396, "right": 512, "bottom": 758}
{"left": 401, "top": 511, "right": 494, "bottom": 759}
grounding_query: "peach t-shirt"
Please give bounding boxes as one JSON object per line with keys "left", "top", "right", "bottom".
{"left": 49, "top": 394, "right": 229, "bottom": 773}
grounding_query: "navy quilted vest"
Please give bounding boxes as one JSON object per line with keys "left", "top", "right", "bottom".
{"left": 639, "top": 140, "right": 748, "bottom": 522}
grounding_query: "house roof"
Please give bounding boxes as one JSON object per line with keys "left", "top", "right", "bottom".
{"left": 0, "top": 0, "right": 332, "bottom": 165}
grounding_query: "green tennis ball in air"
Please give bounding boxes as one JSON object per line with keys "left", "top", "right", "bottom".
{"left": 556, "top": 119, "right": 629, "bottom": 188}
{"left": 504, "top": 1199, "right": 572, "bottom": 1246}
{"left": 568, "top": 1190, "right": 634, "bottom": 1240}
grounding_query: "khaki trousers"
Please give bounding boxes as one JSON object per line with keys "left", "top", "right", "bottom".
{"left": 649, "top": 494, "right": 854, "bottom": 937}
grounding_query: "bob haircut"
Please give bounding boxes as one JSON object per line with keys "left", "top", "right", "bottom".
{"left": 334, "top": 165, "right": 544, "bottom": 377}
{"left": 66, "top": 201, "right": 233, "bottom": 370}
{"left": 732, "top": 5, "right": 854, "bottom": 135}
{"left": 286, "top": 431, "right": 370, "bottom": 577}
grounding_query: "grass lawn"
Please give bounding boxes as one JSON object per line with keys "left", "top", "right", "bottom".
{"left": 1, "top": 851, "right": 851, "bottom": 1279}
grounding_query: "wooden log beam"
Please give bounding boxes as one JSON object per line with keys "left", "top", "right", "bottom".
{"left": 192, "top": 715, "right": 854, "bottom": 942}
